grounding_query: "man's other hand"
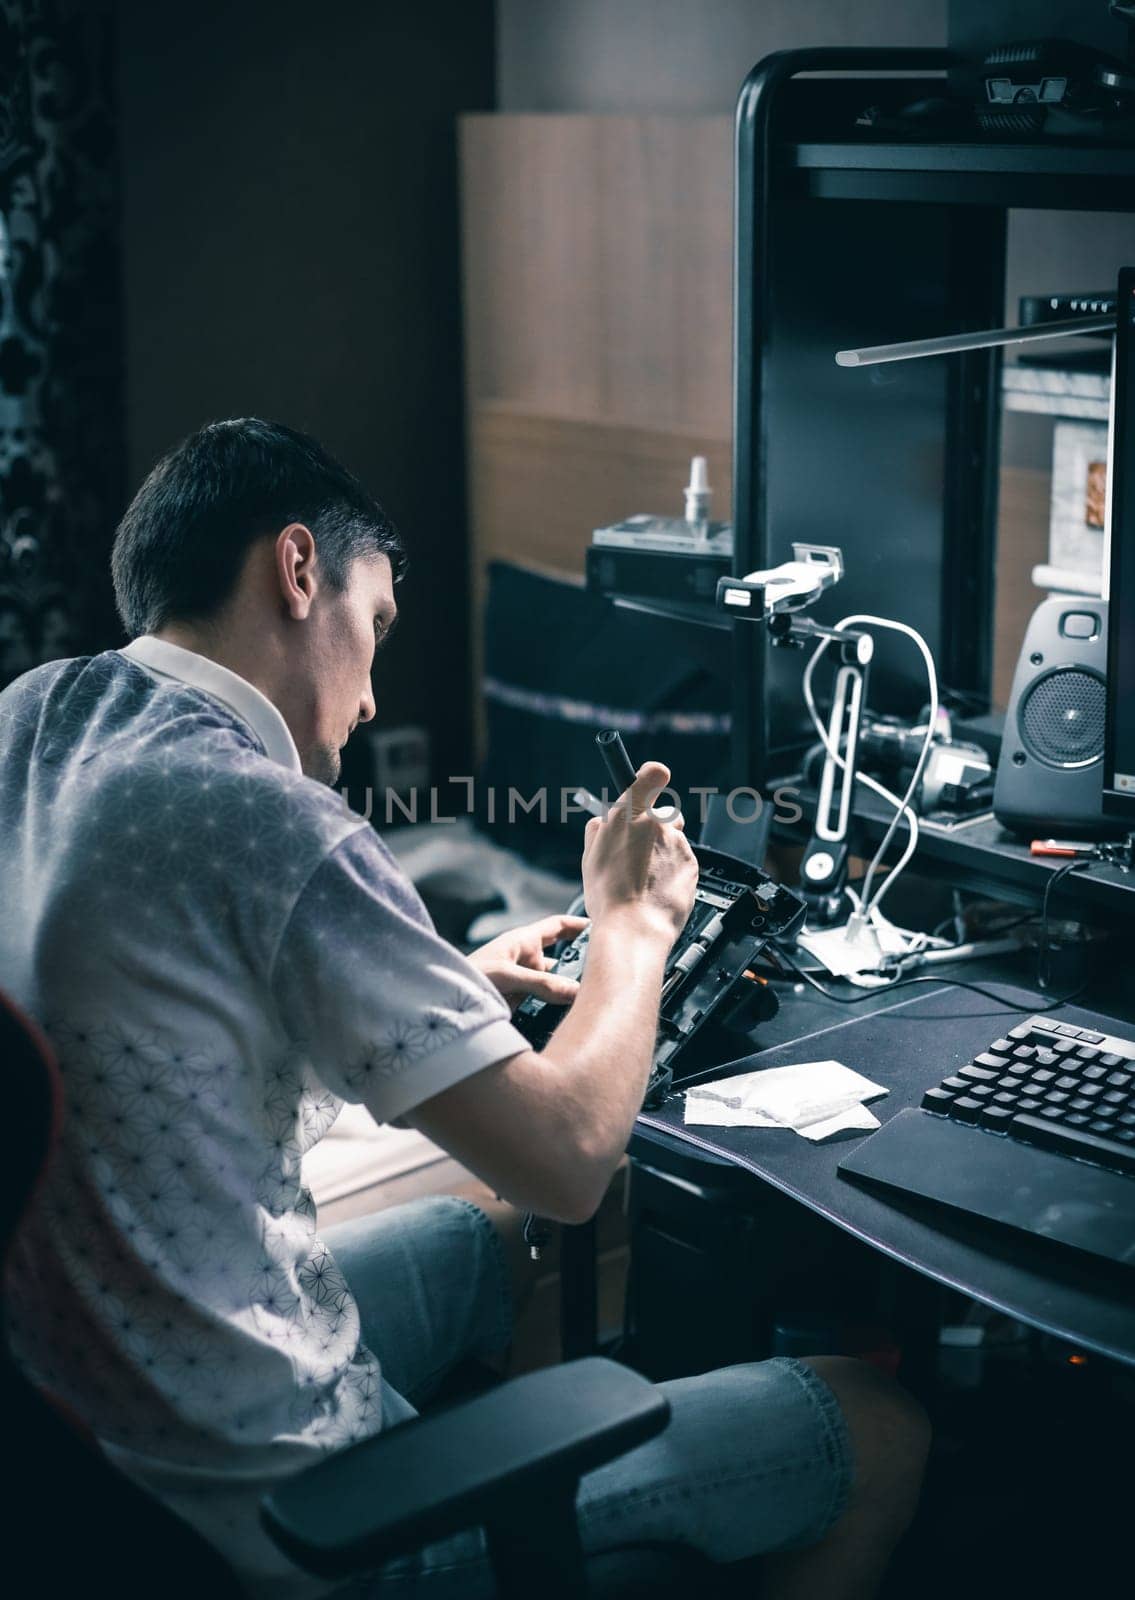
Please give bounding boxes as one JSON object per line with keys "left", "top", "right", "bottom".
{"left": 467, "top": 913, "right": 589, "bottom": 1011}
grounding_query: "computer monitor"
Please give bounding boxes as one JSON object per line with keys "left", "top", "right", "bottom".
{"left": 1104, "top": 266, "right": 1135, "bottom": 820}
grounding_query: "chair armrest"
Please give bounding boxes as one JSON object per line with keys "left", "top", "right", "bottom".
{"left": 261, "top": 1357, "right": 668, "bottom": 1578}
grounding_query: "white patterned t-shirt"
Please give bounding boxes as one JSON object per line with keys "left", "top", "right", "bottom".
{"left": 0, "top": 638, "right": 529, "bottom": 1595}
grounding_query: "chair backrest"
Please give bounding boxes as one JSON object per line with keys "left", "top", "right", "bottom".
{"left": 0, "top": 986, "right": 244, "bottom": 1597}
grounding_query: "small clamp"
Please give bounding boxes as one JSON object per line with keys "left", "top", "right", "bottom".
{"left": 716, "top": 543, "right": 844, "bottom": 620}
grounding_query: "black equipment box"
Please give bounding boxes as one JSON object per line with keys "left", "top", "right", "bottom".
{"left": 514, "top": 845, "right": 806, "bottom": 1104}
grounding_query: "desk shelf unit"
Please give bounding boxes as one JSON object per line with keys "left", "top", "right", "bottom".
{"left": 730, "top": 47, "right": 1135, "bottom": 789}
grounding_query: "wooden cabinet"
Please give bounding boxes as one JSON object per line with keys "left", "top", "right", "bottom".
{"left": 458, "top": 114, "right": 733, "bottom": 748}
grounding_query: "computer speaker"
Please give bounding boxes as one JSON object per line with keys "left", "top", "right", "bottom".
{"left": 993, "top": 595, "right": 1109, "bottom": 836}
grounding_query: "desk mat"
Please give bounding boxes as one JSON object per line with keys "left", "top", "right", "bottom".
{"left": 640, "top": 979, "right": 1117, "bottom": 1165}
{"left": 634, "top": 980, "right": 1135, "bottom": 1363}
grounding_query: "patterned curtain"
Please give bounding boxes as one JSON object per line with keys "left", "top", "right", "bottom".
{"left": 0, "top": 0, "right": 123, "bottom": 690}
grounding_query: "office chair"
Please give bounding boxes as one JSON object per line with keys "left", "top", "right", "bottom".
{"left": 0, "top": 988, "right": 245, "bottom": 1597}
{"left": 2, "top": 986, "right": 755, "bottom": 1598}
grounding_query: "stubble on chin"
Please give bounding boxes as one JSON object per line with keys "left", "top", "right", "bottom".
{"left": 303, "top": 744, "right": 341, "bottom": 786}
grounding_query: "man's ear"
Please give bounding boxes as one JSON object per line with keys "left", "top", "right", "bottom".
{"left": 275, "top": 523, "right": 318, "bottom": 620}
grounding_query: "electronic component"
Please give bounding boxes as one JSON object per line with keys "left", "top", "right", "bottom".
{"left": 514, "top": 843, "right": 806, "bottom": 1105}
{"left": 973, "top": 33, "right": 1135, "bottom": 137}
{"left": 586, "top": 543, "right": 733, "bottom": 606}
{"left": 1020, "top": 291, "right": 1117, "bottom": 327}
{"left": 587, "top": 456, "right": 734, "bottom": 606}
{"left": 856, "top": 716, "right": 994, "bottom": 816}
{"left": 590, "top": 457, "right": 731, "bottom": 556}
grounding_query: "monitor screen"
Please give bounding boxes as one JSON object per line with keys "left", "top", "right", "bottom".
{"left": 1104, "top": 266, "right": 1135, "bottom": 820}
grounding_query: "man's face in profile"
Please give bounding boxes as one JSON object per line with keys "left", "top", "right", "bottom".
{"left": 298, "top": 553, "right": 397, "bottom": 786}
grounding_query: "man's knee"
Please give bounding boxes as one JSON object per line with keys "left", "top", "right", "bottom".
{"left": 460, "top": 1190, "right": 540, "bottom": 1319}
{"left": 799, "top": 1355, "right": 931, "bottom": 1530}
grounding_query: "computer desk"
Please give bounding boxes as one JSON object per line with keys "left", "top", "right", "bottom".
{"left": 792, "top": 786, "right": 1135, "bottom": 921}
{"left": 624, "top": 959, "right": 1135, "bottom": 1378}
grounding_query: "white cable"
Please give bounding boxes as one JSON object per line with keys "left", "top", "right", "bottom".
{"left": 801, "top": 612, "right": 939, "bottom": 919}
{"left": 842, "top": 614, "right": 938, "bottom": 913}
{"left": 806, "top": 616, "right": 937, "bottom": 914}
{"left": 802, "top": 634, "right": 919, "bottom": 913}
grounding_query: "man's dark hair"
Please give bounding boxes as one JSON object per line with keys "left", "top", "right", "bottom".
{"left": 111, "top": 418, "right": 405, "bottom": 637}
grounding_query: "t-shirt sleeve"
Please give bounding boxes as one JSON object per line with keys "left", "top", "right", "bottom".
{"left": 269, "top": 826, "right": 530, "bottom": 1123}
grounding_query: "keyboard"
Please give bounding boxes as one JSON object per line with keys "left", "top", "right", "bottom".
{"left": 920, "top": 1016, "right": 1135, "bottom": 1178}
{"left": 838, "top": 1014, "right": 1135, "bottom": 1269}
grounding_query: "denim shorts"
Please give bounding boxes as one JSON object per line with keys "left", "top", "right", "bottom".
{"left": 324, "top": 1197, "right": 853, "bottom": 1597}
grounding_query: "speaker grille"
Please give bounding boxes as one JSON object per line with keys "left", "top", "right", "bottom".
{"left": 1019, "top": 669, "right": 1105, "bottom": 768}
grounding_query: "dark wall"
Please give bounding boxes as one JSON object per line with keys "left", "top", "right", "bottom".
{"left": 498, "top": 0, "right": 946, "bottom": 112}
{"left": 115, "top": 0, "right": 494, "bottom": 778}
{"left": 0, "top": 0, "right": 124, "bottom": 686}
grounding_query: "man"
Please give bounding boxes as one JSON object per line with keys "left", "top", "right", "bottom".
{"left": 0, "top": 419, "right": 928, "bottom": 1597}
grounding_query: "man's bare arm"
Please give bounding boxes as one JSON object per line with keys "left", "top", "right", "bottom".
{"left": 406, "top": 762, "right": 698, "bottom": 1222}
{"left": 407, "top": 912, "right": 672, "bottom": 1221}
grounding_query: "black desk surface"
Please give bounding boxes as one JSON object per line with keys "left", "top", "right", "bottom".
{"left": 632, "top": 979, "right": 1135, "bottom": 1369}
